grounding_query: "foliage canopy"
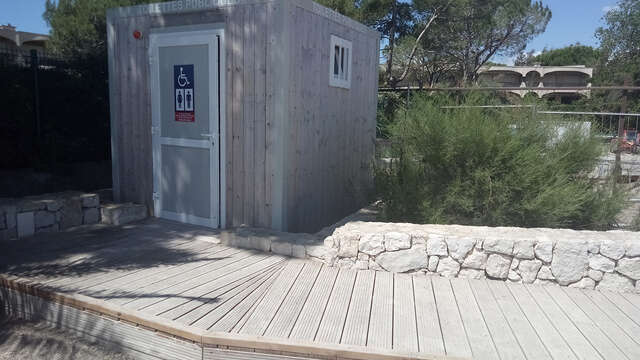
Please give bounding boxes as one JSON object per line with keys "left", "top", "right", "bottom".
{"left": 516, "top": 45, "right": 601, "bottom": 67}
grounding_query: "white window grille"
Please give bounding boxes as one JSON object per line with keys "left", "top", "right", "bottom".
{"left": 329, "top": 35, "right": 352, "bottom": 89}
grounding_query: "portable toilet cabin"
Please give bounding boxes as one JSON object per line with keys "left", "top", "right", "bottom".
{"left": 106, "top": 0, "right": 380, "bottom": 233}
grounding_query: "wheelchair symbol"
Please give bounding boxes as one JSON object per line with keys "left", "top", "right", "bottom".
{"left": 177, "top": 67, "right": 190, "bottom": 87}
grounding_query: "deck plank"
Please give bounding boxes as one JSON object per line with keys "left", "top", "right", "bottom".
{"left": 506, "top": 283, "right": 577, "bottom": 360}
{"left": 159, "top": 262, "right": 283, "bottom": 321}
{"left": 263, "top": 262, "right": 322, "bottom": 338}
{"left": 544, "top": 286, "right": 629, "bottom": 359}
{"left": 524, "top": 284, "right": 602, "bottom": 360}
{"left": 192, "top": 267, "right": 282, "bottom": 330}
{"left": 450, "top": 278, "right": 499, "bottom": 360}
{"left": 393, "top": 273, "right": 418, "bottom": 352}
{"left": 621, "top": 292, "right": 640, "bottom": 310}
{"left": 314, "top": 268, "right": 357, "bottom": 344}
{"left": 487, "top": 281, "right": 551, "bottom": 359}
{"left": 38, "top": 238, "right": 209, "bottom": 290}
{"left": 139, "top": 255, "right": 285, "bottom": 316}
{"left": 107, "top": 248, "right": 253, "bottom": 305}
{"left": 5, "top": 229, "right": 183, "bottom": 286}
{"left": 288, "top": 266, "right": 339, "bottom": 341}
{"left": 340, "top": 270, "right": 375, "bottom": 347}
{"left": 86, "top": 247, "right": 243, "bottom": 298}
{"left": 68, "top": 241, "right": 222, "bottom": 293}
{"left": 367, "top": 271, "right": 393, "bottom": 350}
{"left": 563, "top": 287, "right": 640, "bottom": 359}
{"left": 583, "top": 289, "right": 640, "bottom": 342}
{"left": 239, "top": 260, "right": 305, "bottom": 336}
{"left": 431, "top": 277, "right": 472, "bottom": 358}
{"left": 469, "top": 280, "right": 525, "bottom": 360}
{"left": 412, "top": 275, "right": 445, "bottom": 356}
{"left": 119, "top": 252, "right": 267, "bottom": 309}
{"left": 600, "top": 291, "right": 640, "bottom": 325}
{"left": 208, "top": 267, "right": 280, "bottom": 332}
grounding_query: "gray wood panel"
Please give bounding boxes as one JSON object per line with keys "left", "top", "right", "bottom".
{"left": 192, "top": 266, "right": 281, "bottom": 330}
{"left": 263, "top": 261, "right": 321, "bottom": 338}
{"left": 544, "top": 286, "right": 629, "bottom": 359}
{"left": 507, "top": 284, "right": 577, "bottom": 360}
{"left": 412, "top": 275, "right": 445, "bottom": 355}
{"left": 239, "top": 260, "right": 304, "bottom": 336}
{"left": 282, "top": 4, "right": 379, "bottom": 232}
{"left": 488, "top": 280, "right": 550, "bottom": 359}
{"left": 450, "top": 279, "right": 499, "bottom": 359}
{"left": 563, "top": 287, "right": 640, "bottom": 359}
{"left": 340, "top": 270, "right": 375, "bottom": 347}
{"left": 431, "top": 277, "right": 472, "bottom": 358}
{"left": 524, "top": 284, "right": 601, "bottom": 360}
{"left": 393, "top": 273, "right": 418, "bottom": 352}
{"left": 287, "top": 265, "right": 338, "bottom": 341}
{"left": 584, "top": 289, "right": 640, "bottom": 344}
{"left": 367, "top": 271, "right": 393, "bottom": 350}
{"left": 314, "top": 268, "right": 357, "bottom": 344}
{"left": 469, "top": 280, "right": 525, "bottom": 360}
{"left": 5, "top": 289, "right": 202, "bottom": 360}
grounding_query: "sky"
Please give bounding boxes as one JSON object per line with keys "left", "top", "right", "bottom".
{"left": 495, "top": 0, "right": 619, "bottom": 65}
{"left": 0, "top": 0, "right": 49, "bottom": 34}
{"left": 0, "top": 0, "right": 622, "bottom": 61}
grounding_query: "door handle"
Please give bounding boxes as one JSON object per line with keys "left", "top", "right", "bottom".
{"left": 201, "top": 133, "right": 215, "bottom": 145}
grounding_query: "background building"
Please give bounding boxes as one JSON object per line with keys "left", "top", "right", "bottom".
{"left": 0, "top": 24, "right": 49, "bottom": 54}
{"left": 478, "top": 65, "right": 593, "bottom": 102}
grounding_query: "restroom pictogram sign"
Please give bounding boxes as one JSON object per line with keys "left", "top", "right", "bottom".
{"left": 174, "top": 64, "right": 195, "bottom": 122}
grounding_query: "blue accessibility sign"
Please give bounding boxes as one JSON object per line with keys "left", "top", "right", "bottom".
{"left": 174, "top": 64, "right": 195, "bottom": 122}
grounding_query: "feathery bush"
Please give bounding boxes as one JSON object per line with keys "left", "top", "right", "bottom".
{"left": 375, "top": 94, "right": 626, "bottom": 230}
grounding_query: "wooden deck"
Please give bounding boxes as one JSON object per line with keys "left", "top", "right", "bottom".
{"left": 2, "top": 219, "right": 640, "bottom": 360}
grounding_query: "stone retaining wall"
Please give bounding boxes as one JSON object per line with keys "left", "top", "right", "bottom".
{"left": 0, "top": 191, "right": 101, "bottom": 240}
{"left": 305, "top": 222, "right": 640, "bottom": 293}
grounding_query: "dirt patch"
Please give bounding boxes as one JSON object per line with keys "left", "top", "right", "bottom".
{"left": 0, "top": 319, "right": 134, "bottom": 360}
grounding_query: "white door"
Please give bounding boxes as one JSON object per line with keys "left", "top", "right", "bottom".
{"left": 149, "top": 30, "right": 223, "bottom": 228}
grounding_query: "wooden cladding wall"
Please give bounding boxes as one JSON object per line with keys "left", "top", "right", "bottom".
{"left": 226, "top": 3, "right": 272, "bottom": 229}
{"left": 108, "top": 4, "right": 276, "bottom": 229}
{"left": 109, "top": 15, "right": 153, "bottom": 210}
{"left": 284, "top": 5, "right": 378, "bottom": 233}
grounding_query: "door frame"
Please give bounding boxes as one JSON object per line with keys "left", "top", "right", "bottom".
{"left": 149, "top": 28, "right": 226, "bottom": 228}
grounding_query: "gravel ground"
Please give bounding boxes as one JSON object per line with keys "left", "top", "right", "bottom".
{"left": 0, "top": 319, "right": 134, "bottom": 360}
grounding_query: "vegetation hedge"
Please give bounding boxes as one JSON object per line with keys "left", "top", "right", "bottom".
{"left": 375, "top": 94, "right": 626, "bottom": 230}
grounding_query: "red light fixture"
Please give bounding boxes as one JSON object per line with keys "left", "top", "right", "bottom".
{"left": 133, "top": 30, "right": 142, "bottom": 39}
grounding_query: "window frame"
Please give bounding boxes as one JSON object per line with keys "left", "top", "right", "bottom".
{"left": 329, "top": 35, "right": 352, "bottom": 89}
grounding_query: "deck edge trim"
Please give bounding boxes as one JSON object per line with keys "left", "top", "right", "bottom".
{"left": 1, "top": 275, "right": 467, "bottom": 360}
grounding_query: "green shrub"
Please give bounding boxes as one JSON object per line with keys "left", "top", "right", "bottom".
{"left": 375, "top": 94, "right": 627, "bottom": 230}
{"left": 376, "top": 92, "right": 404, "bottom": 138}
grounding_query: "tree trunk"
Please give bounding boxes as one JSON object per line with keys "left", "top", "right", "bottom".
{"left": 385, "top": 0, "right": 398, "bottom": 87}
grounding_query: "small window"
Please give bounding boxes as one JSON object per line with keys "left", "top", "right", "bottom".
{"left": 329, "top": 35, "right": 352, "bottom": 89}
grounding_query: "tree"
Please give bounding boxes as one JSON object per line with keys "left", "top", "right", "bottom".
{"left": 514, "top": 49, "right": 537, "bottom": 66}
{"left": 44, "top": 0, "right": 166, "bottom": 60}
{"left": 530, "top": 44, "right": 600, "bottom": 67}
{"left": 385, "top": 0, "right": 450, "bottom": 87}
{"left": 313, "top": 0, "right": 362, "bottom": 20}
{"left": 596, "top": 0, "right": 640, "bottom": 87}
{"left": 391, "top": 35, "right": 454, "bottom": 88}
{"left": 433, "top": 0, "right": 551, "bottom": 84}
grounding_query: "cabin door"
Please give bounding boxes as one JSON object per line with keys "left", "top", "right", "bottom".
{"left": 149, "top": 30, "right": 223, "bottom": 228}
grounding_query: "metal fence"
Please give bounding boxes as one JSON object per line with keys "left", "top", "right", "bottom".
{"left": 0, "top": 45, "right": 67, "bottom": 68}
{"left": 0, "top": 45, "right": 111, "bottom": 170}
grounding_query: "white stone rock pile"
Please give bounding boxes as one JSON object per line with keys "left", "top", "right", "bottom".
{"left": 305, "top": 222, "right": 640, "bottom": 293}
